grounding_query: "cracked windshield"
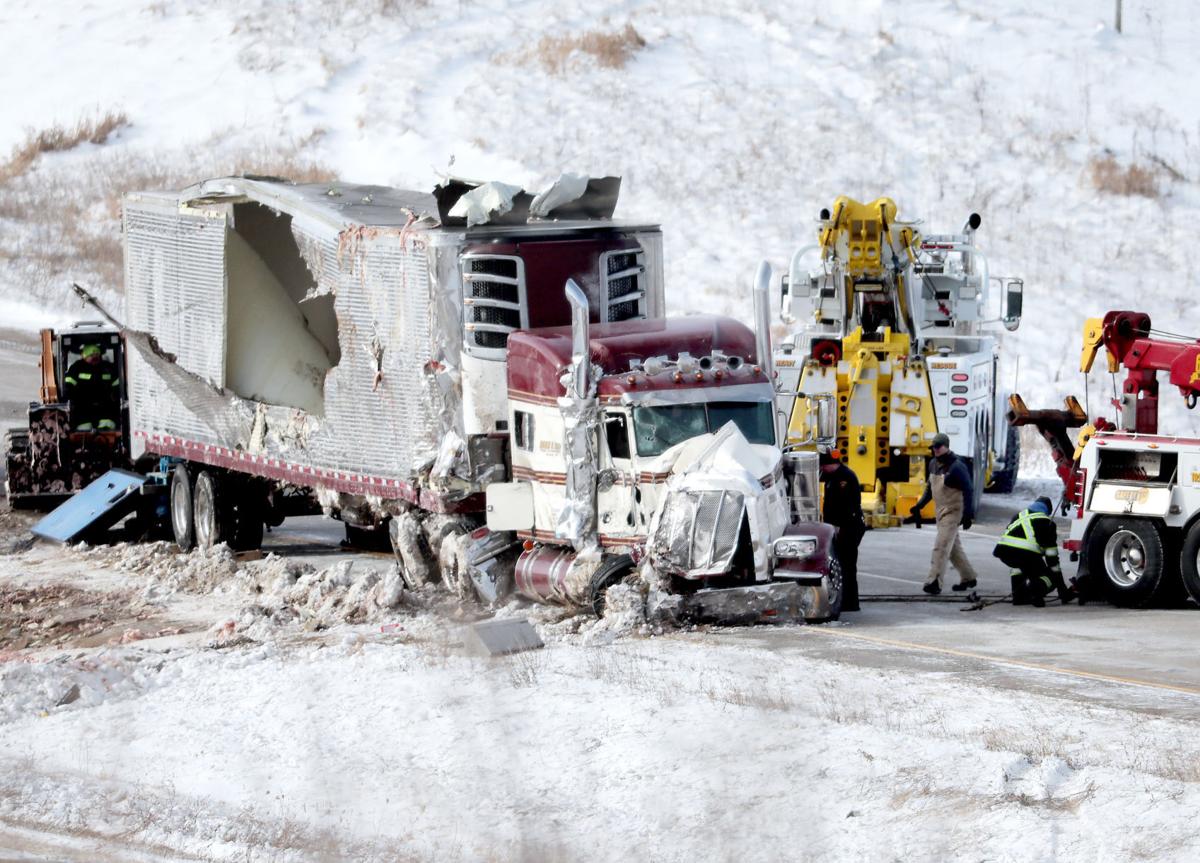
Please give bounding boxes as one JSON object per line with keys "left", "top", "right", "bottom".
{"left": 631, "top": 400, "right": 774, "bottom": 456}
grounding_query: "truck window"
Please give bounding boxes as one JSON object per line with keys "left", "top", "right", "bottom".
{"left": 632, "top": 405, "right": 707, "bottom": 456}
{"left": 632, "top": 401, "right": 775, "bottom": 457}
{"left": 514, "top": 410, "right": 534, "bottom": 451}
{"left": 708, "top": 401, "right": 775, "bottom": 446}
{"left": 605, "top": 413, "right": 631, "bottom": 460}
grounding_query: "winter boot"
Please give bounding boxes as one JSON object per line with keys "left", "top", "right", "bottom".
{"left": 952, "top": 578, "right": 978, "bottom": 592}
{"left": 1010, "top": 573, "right": 1029, "bottom": 606}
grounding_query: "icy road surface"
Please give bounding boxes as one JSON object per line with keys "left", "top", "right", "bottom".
{"left": 2, "top": 491, "right": 1200, "bottom": 862}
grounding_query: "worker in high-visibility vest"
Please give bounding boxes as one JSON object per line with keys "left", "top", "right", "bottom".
{"left": 992, "top": 496, "right": 1073, "bottom": 607}
{"left": 63, "top": 343, "right": 121, "bottom": 432}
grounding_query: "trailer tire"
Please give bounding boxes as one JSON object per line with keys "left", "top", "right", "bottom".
{"left": 1177, "top": 521, "right": 1200, "bottom": 606}
{"left": 193, "top": 470, "right": 233, "bottom": 549}
{"left": 231, "top": 495, "right": 264, "bottom": 551}
{"left": 1086, "top": 516, "right": 1175, "bottom": 607}
{"left": 587, "top": 554, "right": 636, "bottom": 617}
{"left": 170, "top": 464, "right": 196, "bottom": 551}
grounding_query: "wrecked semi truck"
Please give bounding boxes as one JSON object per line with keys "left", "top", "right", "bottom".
{"left": 115, "top": 175, "right": 841, "bottom": 620}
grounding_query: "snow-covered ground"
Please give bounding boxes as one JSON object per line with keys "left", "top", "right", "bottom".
{"left": 4, "top": 2, "right": 1200, "bottom": 859}
{"left": 2, "top": 514, "right": 1200, "bottom": 863}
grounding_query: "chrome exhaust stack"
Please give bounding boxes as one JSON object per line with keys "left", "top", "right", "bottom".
{"left": 752, "top": 260, "right": 775, "bottom": 383}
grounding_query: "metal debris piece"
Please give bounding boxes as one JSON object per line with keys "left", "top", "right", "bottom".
{"left": 464, "top": 617, "right": 544, "bottom": 656}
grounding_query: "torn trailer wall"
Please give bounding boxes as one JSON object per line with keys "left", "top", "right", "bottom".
{"left": 122, "top": 176, "right": 664, "bottom": 519}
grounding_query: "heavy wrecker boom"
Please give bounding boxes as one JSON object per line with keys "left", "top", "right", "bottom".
{"left": 1011, "top": 310, "right": 1200, "bottom": 509}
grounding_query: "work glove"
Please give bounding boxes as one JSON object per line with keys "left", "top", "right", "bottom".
{"left": 902, "top": 506, "right": 923, "bottom": 528}
{"left": 961, "top": 516, "right": 973, "bottom": 530}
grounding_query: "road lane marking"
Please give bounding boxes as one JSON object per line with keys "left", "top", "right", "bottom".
{"left": 801, "top": 626, "right": 1200, "bottom": 698}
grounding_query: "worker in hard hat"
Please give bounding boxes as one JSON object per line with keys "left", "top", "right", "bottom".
{"left": 993, "top": 496, "right": 1072, "bottom": 607}
{"left": 910, "top": 432, "right": 979, "bottom": 595}
{"left": 63, "top": 343, "right": 120, "bottom": 432}
{"left": 819, "top": 447, "right": 865, "bottom": 612}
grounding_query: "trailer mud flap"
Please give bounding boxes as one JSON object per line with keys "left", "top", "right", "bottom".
{"left": 31, "top": 469, "right": 147, "bottom": 543}
{"left": 681, "top": 582, "right": 815, "bottom": 626}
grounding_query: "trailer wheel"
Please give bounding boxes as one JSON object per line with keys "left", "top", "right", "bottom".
{"left": 170, "top": 464, "right": 196, "bottom": 551}
{"left": 587, "top": 554, "right": 635, "bottom": 617}
{"left": 231, "top": 496, "right": 264, "bottom": 551}
{"left": 1177, "top": 522, "right": 1200, "bottom": 606}
{"left": 193, "top": 470, "right": 232, "bottom": 549}
{"left": 1086, "top": 516, "right": 1175, "bottom": 607}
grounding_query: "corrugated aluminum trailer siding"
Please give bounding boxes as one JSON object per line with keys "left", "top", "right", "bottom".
{"left": 124, "top": 195, "right": 229, "bottom": 453}
{"left": 316, "top": 228, "right": 438, "bottom": 479}
{"left": 125, "top": 195, "right": 443, "bottom": 487}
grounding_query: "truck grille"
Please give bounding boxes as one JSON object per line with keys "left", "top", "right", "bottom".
{"left": 602, "top": 249, "right": 645, "bottom": 322}
{"left": 462, "top": 254, "right": 527, "bottom": 357}
{"left": 651, "top": 489, "right": 744, "bottom": 576}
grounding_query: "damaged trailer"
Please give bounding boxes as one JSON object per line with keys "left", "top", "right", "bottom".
{"left": 115, "top": 174, "right": 840, "bottom": 620}
{"left": 121, "top": 174, "right": 661, "bottom": 541}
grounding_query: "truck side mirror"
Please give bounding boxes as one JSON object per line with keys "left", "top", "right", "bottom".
{"left": 1003, "top": 279, "right": 1023, "bottom": 331}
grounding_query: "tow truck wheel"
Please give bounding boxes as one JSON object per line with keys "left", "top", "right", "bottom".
{"left": 587, "top": 554, "right": 635, "bottom": 617}
{"left": 1086, "top": 516, "right": 1172, "bottom": 608}
{"left": 193, "top": 470, "right": 232, "bottom": 549}
{"left": 170, "top": 464, "right": 196, "bottom": 551}
{"left": 986, "top": 424, "right": 1020, "bottom": 494}
{"left": 1178, "top": 522, "right": 1200, "bottom": 606}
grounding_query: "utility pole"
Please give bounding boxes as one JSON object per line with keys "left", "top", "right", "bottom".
{"left": 1115, "top": 0, "right": 1123, "bottom": 33}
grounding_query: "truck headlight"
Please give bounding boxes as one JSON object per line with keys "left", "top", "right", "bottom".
{"left": 773, "top": 537, "right": 817, "bottom": 558}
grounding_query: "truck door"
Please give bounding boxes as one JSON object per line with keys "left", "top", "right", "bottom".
{"left": 597, "top": 409, "right": 640, "bottom": 541}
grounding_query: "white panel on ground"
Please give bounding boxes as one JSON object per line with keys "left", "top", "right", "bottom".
{"left": 225, "top": 230, "right": 333, "bottom": 416}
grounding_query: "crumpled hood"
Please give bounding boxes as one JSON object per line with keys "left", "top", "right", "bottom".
{"left": 663, "top": 422, "right": 781, "bottom": 494}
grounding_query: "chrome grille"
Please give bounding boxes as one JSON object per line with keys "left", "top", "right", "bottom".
{"left": 462, "top": 254, "right": 527, "bottom": 357}
{"left": 601, "top": 249, "right": 645, "bottom": 322}
{"left": 651, "top": 489, "right": 745, "bottom": 576}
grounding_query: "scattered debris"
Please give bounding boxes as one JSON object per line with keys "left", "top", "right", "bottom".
{"left": 464, "top": 617, "right": 543, "bottom": 657}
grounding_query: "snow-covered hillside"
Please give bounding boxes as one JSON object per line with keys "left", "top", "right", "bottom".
{"left": 3, "top": 0, "right": 1198, "bottom": 436}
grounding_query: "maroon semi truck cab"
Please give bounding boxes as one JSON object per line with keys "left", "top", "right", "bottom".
{"left": 484, "top": 282, "right": 843, "bottom": 621}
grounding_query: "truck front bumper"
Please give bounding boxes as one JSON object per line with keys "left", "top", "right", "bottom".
{"left": 680, "top": 577, "right": 835, "bottom": 626}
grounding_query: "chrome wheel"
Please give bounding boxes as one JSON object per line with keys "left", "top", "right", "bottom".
{"left": 193, "top": 472, "right": 220, "bottom": 549}
{"left": 171, "top": 479, "right": 190, "bottom": 540}
{"left": 170, "top": 464, "right": 195, "bottom": 551}
{"left": 1103, "top": 529, "right": 1147, "bottom": 588}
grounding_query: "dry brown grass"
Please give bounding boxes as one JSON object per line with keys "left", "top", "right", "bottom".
{"left": 0, "top": 111, "right": 130, "bottom": 182}
{"left": 1090, "top": 154, "right": 1159, "bottom": 198}
{"left": 531, "top": 24, "right": 646, "bottom": 74}
{"left": 0, "top": 135, "right": 335, "bottom": 299}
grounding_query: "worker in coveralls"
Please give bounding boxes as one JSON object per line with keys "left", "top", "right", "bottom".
{"left": 819, "top": 448, "right": 865, "bottom": 612}
{"left": 910, "top": 432, "right": 979, "bottom": 595}
{"left": 993, "top": 496, "right": 1072, "bottom": 607}
{"left": 63, "top": 344, "right": 120, "bottom": 432}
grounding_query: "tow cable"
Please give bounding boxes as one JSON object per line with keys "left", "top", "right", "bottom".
{"left": 860, "top": 593, "right": 1072, "bottom": 611}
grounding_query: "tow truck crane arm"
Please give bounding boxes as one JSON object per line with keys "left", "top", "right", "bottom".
{"left": 1083, "top": 310, "right": 1200, "bottom": 433}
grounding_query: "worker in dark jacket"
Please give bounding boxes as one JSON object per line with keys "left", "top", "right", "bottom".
{"left": 993, "top": 496, "right": 1072, "bottom": 607}
{"left": 820, "top": 448, "right": 866, "bottom": 612}
{"left": 63, "top": 344, "right": 120, "bottom": 432}
{"left": 909, "top": 433, "right": 979, "bottom": 595}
